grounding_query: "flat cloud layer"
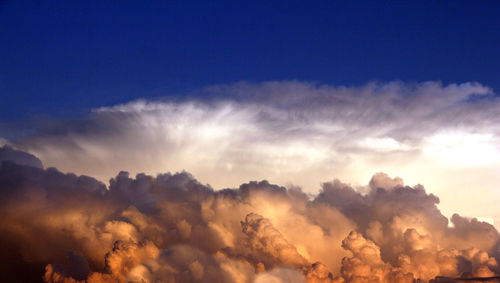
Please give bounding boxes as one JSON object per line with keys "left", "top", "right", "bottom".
{"left": 1, "top": 146, "right": 499, "bottom": 282}
{"left": 4, "top": 81, "right": 500, "bottom": 228}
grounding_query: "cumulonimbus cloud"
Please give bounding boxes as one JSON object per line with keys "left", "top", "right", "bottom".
{"left": 1, "top": 146, "right": 499, "bottom": 282}
{"left": 3, "top": 80, "right": 500, "bottom": 228}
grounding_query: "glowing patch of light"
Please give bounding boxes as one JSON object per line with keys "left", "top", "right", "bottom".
{"left": 476, "top": 217, "right": 495, "bottom": 226}
{"left": 359, "top": 137, "right": 411, "bottom": 152}
{"left": 423, "top": 131, "right": 500, "bottom": 166}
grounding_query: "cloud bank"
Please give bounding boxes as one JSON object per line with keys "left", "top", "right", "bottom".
{"left": 4, "top": 81, "right": 500, "bottom": 228}
{"left": 1, "top": 146, "right": 500, "bottom": 282}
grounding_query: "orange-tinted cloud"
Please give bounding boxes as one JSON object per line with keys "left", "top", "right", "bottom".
{"left": 1, "top": 146, "right": 500, "bottom": 282}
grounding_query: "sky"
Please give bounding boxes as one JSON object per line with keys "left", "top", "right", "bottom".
{"left": 1, "top": 0, "right": 500, "bottom": 120}
{"left": 2, "top": 1, "right": 500, "bottom": 282}
{"left": 1, "top": 0, "right": 500, "bottom": 218}
{"left": 1, "top": 0, "right": 500, "bottom": 220}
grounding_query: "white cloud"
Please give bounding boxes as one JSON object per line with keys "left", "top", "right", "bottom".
{"left": 423, "top": 131, "right": 500, "bottom": 166}
{"left": 358, "top": 137, "right": 412, "bottom": 152}
{"left": 7, "top": 80, "right": 500, "bottom": 228}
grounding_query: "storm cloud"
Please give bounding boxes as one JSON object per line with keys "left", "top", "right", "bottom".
{"left": 4, "top": 81, "right": 500, "bottom": 229}
{"left": 1, "top": 146, "right": 499, "bottom": 282}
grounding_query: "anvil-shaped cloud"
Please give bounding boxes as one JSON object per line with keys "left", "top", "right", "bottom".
{"left": 4, "top": 81, "right": 500, "bottom": 229}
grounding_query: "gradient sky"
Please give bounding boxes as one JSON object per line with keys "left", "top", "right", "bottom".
{"left": 1, "top": 0, "right": 500, "bottom": 120}
{"left": 2, "top": 1, "right": 500, "bottom": 229}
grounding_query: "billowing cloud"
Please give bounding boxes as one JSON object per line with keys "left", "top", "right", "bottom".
{"left": 1, "top": 146, "right": 500, "bottom": 282}
{"left": 4, "top": 81, "right": 500, "bottom": 229}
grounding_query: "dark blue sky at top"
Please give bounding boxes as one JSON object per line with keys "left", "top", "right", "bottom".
{"left": 1, "top": 0, "right": 499, "bottom": 121}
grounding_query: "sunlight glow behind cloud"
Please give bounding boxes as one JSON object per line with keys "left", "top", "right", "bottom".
{"left": 424, "top": 131, "right": 500, "bottom": 166}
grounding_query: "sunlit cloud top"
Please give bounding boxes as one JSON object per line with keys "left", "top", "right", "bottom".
{"left": 5, "top": 81, "right": 500, "bottom": 226}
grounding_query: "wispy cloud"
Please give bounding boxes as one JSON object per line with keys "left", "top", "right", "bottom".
{"left": 5, "top": 81, "right": 500, "bottom": 226}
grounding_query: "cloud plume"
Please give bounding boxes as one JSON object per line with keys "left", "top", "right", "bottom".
{"left": 1, "top": 146, "right": 500, "bottom": 282}
{"left": 4, "top": 81, "right": 500, "bottom": 229}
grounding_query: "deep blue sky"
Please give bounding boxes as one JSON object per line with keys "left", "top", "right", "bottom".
{"left": 1, "top": 0, "right": 499, "bottom": 121}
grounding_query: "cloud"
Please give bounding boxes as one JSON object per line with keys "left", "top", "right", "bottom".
{"left": 0, "top": 144, "right": 43, "bottom": 168}
{"left": 1, "top": 146, "right": 500, "bottom": 282}
{"left": 7, "top": 81, "right": 495, "bottom": 184}
{"left": 4, "top": 81, "right": 500, "bottom": 229}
